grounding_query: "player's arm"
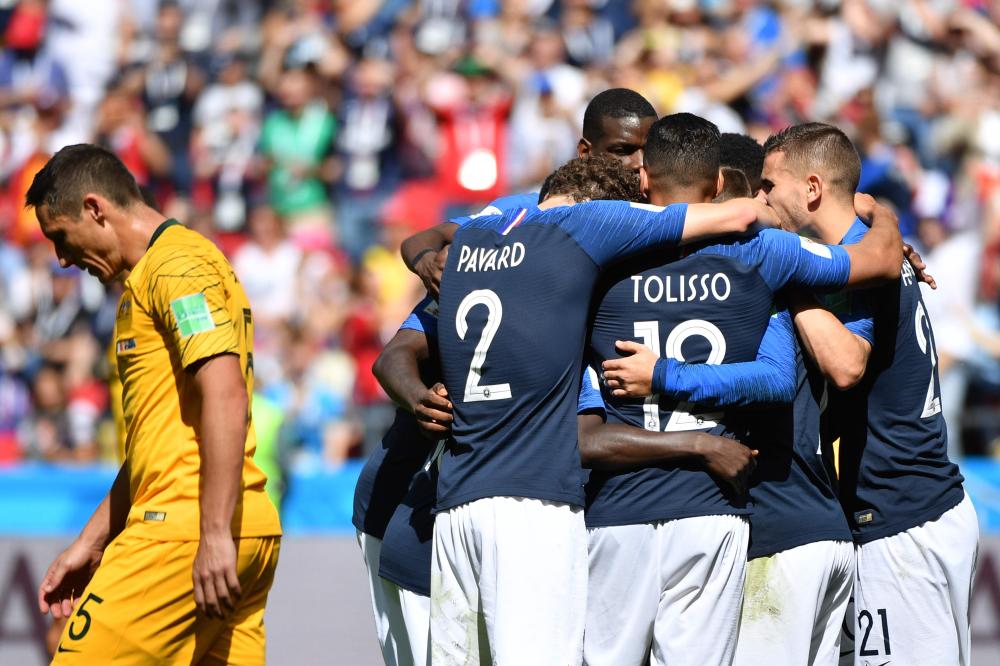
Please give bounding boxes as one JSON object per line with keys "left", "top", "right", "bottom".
{"left": 575, "top": 366, "right": 756, "bottom": 493}
{"left": 578, "top": 415, "right": 757, "bottom": 495}
{"left": 841, "top": 194, "right": 904, "bottom": 286}
{"left": 401, "top": 223, "right": 458, "bottom": 298}
{"left": 753, "top": 200, "right": 901, "bottom": 296}
{"left": 38, "top": 464, "right": 130, "bottom": 618}
{"left": 568, "top": 199, "right": 764, "bottom": 269}
{"left": 602, "top": 308, "right": 797, "bottom": 406}
{"left": 146, "top": 254, "right": 250, "bottom": 619}
{"left": 788, "top": 291, "right": 873, "bottom": 390}
{"left": 373, "top": 295, "right": 452, "bottom": 437}
{"left": 190, "top": 353, "right": 247, "bottom": 619}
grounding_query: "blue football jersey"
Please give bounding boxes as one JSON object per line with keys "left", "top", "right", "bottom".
{"left": 744, "top": 310, "right": 852, "bottom": 558}
{"left": 379, "top": 368, "right": 606, "bottom": 596}
{"left": 434, "top": 200, "right": 692, "bottom": 511}
{"left": 352, "top": 297, "right": 439, "bottom": 538}
{"left": 828, "top": 219, "right": 964, "bottom": 544}
{"left": 585, "top": 228, "right": 853, "bottom": 528}
{"left": 652, "top": 306, "right": 853, "bottom": 556}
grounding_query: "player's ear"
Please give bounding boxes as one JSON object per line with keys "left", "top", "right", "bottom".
{"left": 715, "top": 169, "right": 724, "bottom": 198}
{"left": 639, "top": 165, "right": 650, "bottom": 199}
{"left": 577, "top": 138, "right": 592, "bottom": 159}
{"left": 82, "top": 193, "right": 105, "bottom": 225}
{"left": 805, "top": 173, "right": 823, "bottom": 209}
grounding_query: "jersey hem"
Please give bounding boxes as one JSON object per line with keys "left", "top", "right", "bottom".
{"left": 584, "top": 505, "right": 749, "bottom": 529}
{"left": 378, "top": 568, "right": 430, "bottom": 598}
{"left": 434, "top": 487, "right": 584, "bottom": 512}
{"left": 749, "top": 528, "right": 853, "bottom": 560}
{"left": 852, "top": 489, "right": 964, "bottom": 545}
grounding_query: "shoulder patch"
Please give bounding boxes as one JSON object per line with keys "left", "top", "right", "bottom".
{"left": 170, "top": 293, "right": 215, "bottom": 338}
{"left": 799, "top": 236, "right": 832, "bottom": 259}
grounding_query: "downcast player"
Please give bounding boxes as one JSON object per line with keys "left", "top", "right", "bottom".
{"left": 582, "top": 115, "right": 902, "bottom": 666}
{"left": 31, "top": 145, "right": 281, "bottom": 664}
{"left": 351, "top": 87, "right": 658, "bottom": 665}
{"left": 761, "top": 123, "right": 979, "bottom": 665}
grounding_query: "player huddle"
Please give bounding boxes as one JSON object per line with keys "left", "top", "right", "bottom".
{"left": 24, "top": 87, "right": 976, "bottom": 666}
{"left": 355, "top": 89, "right": 979, "bottom": 666}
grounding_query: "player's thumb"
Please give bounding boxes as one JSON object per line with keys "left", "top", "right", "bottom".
{"left": 615, "top": 340, "right": 643, "bottom": 355}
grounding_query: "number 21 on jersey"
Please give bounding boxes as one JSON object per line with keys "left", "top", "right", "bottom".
{"left": 634, "top": 319, "right": 726, "bottom": 432}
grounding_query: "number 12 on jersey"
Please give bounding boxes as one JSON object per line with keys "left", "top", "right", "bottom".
{"left": 634, "top": 319, "right": 726, "bottom": 432}
{"left": 456, "top": 289, "right": 512, "bottom": 402}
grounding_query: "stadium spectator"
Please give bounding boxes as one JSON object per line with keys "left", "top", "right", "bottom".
{"left": 3, "top": 0, "right": 1000, "bottom": 481}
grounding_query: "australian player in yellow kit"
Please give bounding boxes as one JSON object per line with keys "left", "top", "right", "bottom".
{"left": 28, "top": 144, "right": 282, "bottom": 664}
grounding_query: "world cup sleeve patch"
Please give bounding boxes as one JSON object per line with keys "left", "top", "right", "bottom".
{"left": 170, "top": 293, "right": 216, "bottom": 338}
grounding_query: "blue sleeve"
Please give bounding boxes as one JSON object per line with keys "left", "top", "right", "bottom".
{"left": 750, "top": 229, "right": 852, "bottom": 292}
{"left": 651, "top": 308, "right": 796, "bottom": 406}
{"left": 820, "top": 289, "right": 876, "bottom": 346}
{"left": 578, "top": 366, "right": 606, "bottom": 416}
{"left": 399, "top": 296, "right": 439, "bottom": 340}
{"left": 560, "top": 201, "right": 688, "bottom": 269}
{"left": 449, "top": 193, "right": 540, "bottom": 227}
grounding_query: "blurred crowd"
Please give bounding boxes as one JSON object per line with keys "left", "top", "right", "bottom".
{"left": 3, "top": 0, "right": 1000, "bottom": 490}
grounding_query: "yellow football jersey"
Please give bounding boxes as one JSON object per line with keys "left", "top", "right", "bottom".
{"left": 114, "top": 220, "right": 281, "bottom": 541}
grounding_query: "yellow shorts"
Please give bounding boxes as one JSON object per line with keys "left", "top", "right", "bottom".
{"left": 51, "top": 532, "right": 280, "bottom": 665}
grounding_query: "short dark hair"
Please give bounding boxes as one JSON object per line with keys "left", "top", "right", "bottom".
{"left": 715, "top": 167, "right": 752, "bottom": 202}
{"left": 582, "top": 88, "right": 657, "bottom": 143}
{"left": 720, "top": 133, "right": 765, "bottom": 194}
{"left": 25, "top": 144, "right": 143, "bottom": 218}
{"left": 644, "top": 113, "right": 720, "bottom": 190}
{"left": 763, "top": 123, "right": 861, "bottom": 198}
{"left": 544, "top": 154, "right": 642, "bottom": 203}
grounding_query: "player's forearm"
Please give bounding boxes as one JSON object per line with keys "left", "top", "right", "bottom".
{"left": 844, "top": 204, "right": 903, "bottom": 286}
{"left": 373, "top": 347, "right": 430, "bottom": 414}
{"left": 578, "top": 414, "right": 705, "bottom": 470}
{"left": 682, "top": 199, "right": 757, "bottom": 243}
{"left": 791, "top": 298, "right": 871, "bottom": 389}
{"left": 77, "top": 463, "right": 130, "bottom": 550}
{"left": 654, "top": 357, "right": 795, "bottom": 407}
{"left": 373, "top": 329, "right": 431, "bottom": 413}
{"left": 402, "top": 223, "right": 457, "bottom": 271}
{"left": 195, "top": 357, "right": 248, "bottom": 536}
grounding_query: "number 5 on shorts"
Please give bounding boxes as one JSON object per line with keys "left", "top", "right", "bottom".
{"left": 68, "top": 593, "right": 104, "bottom": 641}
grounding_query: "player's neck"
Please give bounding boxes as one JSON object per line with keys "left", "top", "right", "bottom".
{"left": 538, "top": 194, "right": 576, "bottom": 210}
{"left": 809, "top": 201, "right": 857, "bottom": 245}
{"left": 120, "top": 205, "right": 172, "bottom": 270}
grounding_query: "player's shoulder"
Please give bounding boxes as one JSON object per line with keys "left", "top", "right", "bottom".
{"left": 143, "top": 224, "right": 231, "bottom": 284}
{"left": 452, "top": 192, "right": 540, "bottom": 226}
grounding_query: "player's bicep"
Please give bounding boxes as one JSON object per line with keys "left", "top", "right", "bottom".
{"left": 566, "top": 201, "right": 687, "bottom": 268}
{"left": 761, "top": 230, "right": 851, "bottom": 291}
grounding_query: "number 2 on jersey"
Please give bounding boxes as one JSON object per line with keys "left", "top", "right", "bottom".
{"left": 634, "top": 319, "right": 726, "bottom": 432}
{"left": 914, "top": 301, "right": 942, "bottom": 418}
{"left": 456, "top": 289, "right": 512, "bottom": 402}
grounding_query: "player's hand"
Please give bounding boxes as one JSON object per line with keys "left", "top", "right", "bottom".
{"left": 853, "top": 192, "right": 878, "bottom": 221}
{"left": 193, "top": 532, "right": 241, "bottom": 619}
{"left": 414, "top": 383, "right": 453, "bottom": 438}
{"left": 38, "top": 539, "right": 104, "bottom": 619}
{"left": 696, "top": 434, "right": 758, "bottom": 496}
{"left": 415, "top": 247, "right": 449, "bottom": 299}
{"left": 903, "top": 243, "right": 937, "bottom": 289}
{"left": 751, "top": 192, "right": 780, "bottom": 228}
{"left": 602, "top": 341, "right": 657, "bottom": 398}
